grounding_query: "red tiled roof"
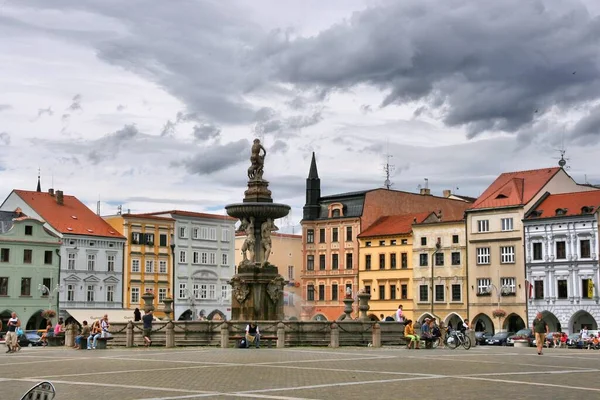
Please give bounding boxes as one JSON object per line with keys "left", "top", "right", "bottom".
{"left": 527, "top": 191, "right": 600, "bottom": 219}
{"left": 358, "top": 212, "right": 431, "bottom": 238}
{"left": 470, "top": 167, "right": 561, "bottom": 210}
{"left": 13, "top": 190, "right": 125, "bottom": 239}
{"left": 142, "top": 210, "right": 236, "bottom": 221}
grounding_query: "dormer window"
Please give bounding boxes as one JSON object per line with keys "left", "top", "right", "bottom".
{"left": 581, "top": 206, "right": 593, "bottom": 214}
{"left": 555, "top": 208, "right": 567, "bottom": 216}
{"left": 332, "top": 209, "right": 341, "bottom": 218}
{"left": 530, "top": 210, "right": 543, "bottom": 218}
{"left": 328, "top": 203, "right": 344, "bottom": 218}
{"left": 495, "top": 194, "right": 508, "bottom": 199}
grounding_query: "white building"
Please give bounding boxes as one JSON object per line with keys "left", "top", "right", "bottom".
{"left": 145, "top": 210, "right": 236, "bottom": 320}
{"left": 524, "top": 190, "right": 600, "bottom": 334}
{"left": 0, "top": 189, "right": 126, "bottom": 319}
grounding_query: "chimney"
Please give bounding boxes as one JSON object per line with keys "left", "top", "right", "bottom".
{"left": 443, "top": 189, "right": 451, "bottom": 198}
{"left": 48, "top": 188, "right": 55, "bottom": 196}
{"left": 420, "top": 188, "right": 431, "bottom": 196}
{"left": 56, "top": 190, "right": 64, "bottom": 205}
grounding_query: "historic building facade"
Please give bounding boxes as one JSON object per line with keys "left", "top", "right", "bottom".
{"left": 0, "top": 212, "right": 61, "bottom": 331}
{"left": 104, "top": 213, "right": 175, "bottom": 318}
{"left": 0, "top": 189, "right": 126, "bottom": 320}
{"left": 412, "top": 211, "right": 468, "bottom": 328}
{"left": 466, "top": 167, "right": 598, "bottom": 334}
{"left": 524, "top": 191, "right": 600, "bottom": 334}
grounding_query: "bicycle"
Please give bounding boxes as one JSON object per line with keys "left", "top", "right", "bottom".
{"left": 446, "top": 330, "right": 471, "bottom": 350}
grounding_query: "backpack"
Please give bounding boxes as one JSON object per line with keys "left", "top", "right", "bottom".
{"left": 432, "top": 326, "right": 441, "bottom": 338}
{"left": 238, "top": 339, "right": 247, "bottom": 348}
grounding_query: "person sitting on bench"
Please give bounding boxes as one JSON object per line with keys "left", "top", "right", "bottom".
{"left": 245, "top": 322, "right": 260, "bottom": 348}
{"left": 404, "top": 319, "right": 420, "bottom": 349}
{"left": 421, "top": 318, "right": 433, "bottom": 348}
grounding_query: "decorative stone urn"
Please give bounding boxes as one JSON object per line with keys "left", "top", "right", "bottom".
{"left": 162, "top": 296, "right": 174, "bottom": 320}
{"left": 142, "top": 292, "right": 155, "bottom": 313}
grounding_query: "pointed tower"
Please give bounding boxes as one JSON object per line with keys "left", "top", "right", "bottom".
{"left": 36, "top": 169, "right": 41, "bottom": 192}
{"left": 303, "top": 152, "right": 321, "bottom": 220}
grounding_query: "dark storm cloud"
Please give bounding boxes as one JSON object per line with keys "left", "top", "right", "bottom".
{"left": 88, "top": 124, "right": 140, "bottom": 164}
{"left": 172, "top": 139, "right": 249, "bottom": 175}
{"left": 570, "top": 104, "right": 600, "bottom": 143}
{"left": 0, "top": 132, "right": 10, "bottom": 146}
{"left": 192, "top": 123, "right": 221, "bottom": 141}
{"left": 263, "top": 0, "right": 600, "bottom": 137}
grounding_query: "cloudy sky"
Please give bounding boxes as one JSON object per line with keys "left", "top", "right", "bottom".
{"left": 1, "top": 0, "right": 600, "bottom": 231}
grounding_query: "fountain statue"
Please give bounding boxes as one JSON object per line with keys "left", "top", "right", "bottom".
{"left": 226, "top": 139, "right": 290, "bottom": 320}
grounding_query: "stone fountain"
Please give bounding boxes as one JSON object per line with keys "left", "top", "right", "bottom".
{"left": 226, "top": 139, "right": 290, "bottom": 321}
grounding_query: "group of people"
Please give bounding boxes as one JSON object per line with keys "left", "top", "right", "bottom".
{"left": 72, "top": 314, "right": 112, "bottom": 350}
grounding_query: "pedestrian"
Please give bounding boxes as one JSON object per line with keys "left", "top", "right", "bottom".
{"left": 6, "top": 312, "right": 21, "bottom": 353}
{"left": 396, "top": 305, "right": 404, "bottom": 322}
{"left": 142, "top": 310, "right": 153, "bottom": 347}
{"left": 245, "top": 322, "right": 260, "bottom": 348}
{"left": 532, "top": 312, "right": 549, "bottom": 355}
{"left": 134, "top": 308, "right": 141, "bottom": 322}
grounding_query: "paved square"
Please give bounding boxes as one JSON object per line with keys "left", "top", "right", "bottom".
{"left": 2, "top": 345, "right": 599, "bottom": 400}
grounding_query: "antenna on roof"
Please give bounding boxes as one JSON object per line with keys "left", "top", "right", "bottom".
{"left": 555, "top": 133, "right": 570, "bottom": 170}
{"left": 96, "top": 195, "right": 101, "bottom": 216}
{"left": 117, "top": 205, "right": 122, "bottom": 215}
{"left": 383, "top": 151, "right": 395, "bottom": 190}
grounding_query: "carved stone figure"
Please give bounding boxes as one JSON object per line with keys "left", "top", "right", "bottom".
{"left": 230, "top": 276, "right": 250, "bottom": 303}
{"left": 238, "top": 217, "right": 256, "bottom": 263}
{"left": 267, "top": 276, "right": 285, "bottom": 303}
{"left": 261, "top": 218, "right": 278, "bottom": 265}
{"left": 247, "top": 138, "right": 267, "bottom": 181}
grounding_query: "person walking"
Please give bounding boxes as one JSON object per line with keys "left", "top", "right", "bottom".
{"left": 533, "top": 312, "right": 549, "bottom": 355}
{"left": 142, "top": 310, "right": 153, "bottom": 347}
{"left": 6, "top": 312, "right": 21, "bottom": 353}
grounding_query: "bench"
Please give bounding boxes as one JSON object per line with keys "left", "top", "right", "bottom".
{"left": 47, "top": 335, "right": 65, "bottom": 347}
{"left": 229, "top": 335, "right": 277, "bottom": 348}
{"left": 95, "top": 337, "right": 113, "bottom": 350}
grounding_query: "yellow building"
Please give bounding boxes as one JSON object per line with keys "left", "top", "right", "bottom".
{"left": 104, "top": 213, "right": 175, "bottom": 317}
{"left": 358, "top": 213, "right": 431, "bottom": 321}
{"left": 412, "top": 211, "right": 468, "bottom": 328}
{"left": 235, "top": 232, "right": 302, "bottom": 319}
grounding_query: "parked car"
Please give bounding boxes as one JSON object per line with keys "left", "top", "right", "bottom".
{"left": 507, "top": 329, "right": 534, "bottom": 346}
{"left": 18, "top": 332, "right": 43, "bottom": 347}
{"left": 486, "top": 331, "right": 514, "bottom": 346}
{"left": 475, "top": 331, "right": 493, "bottom": 345}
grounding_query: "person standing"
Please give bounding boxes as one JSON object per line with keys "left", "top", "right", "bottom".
{"left": 134, "top": 308, "right": 141, "bottom": 322}
{"left": 396, "top": 305, "right": 404, "bottom": 323}
{"left": 6, "top": 312, "right": 20, "bottom": 353}
{"left": 142, "top": 310, "right": 153, "bottom": 347}
{"left": 533, "top": 312, "right": 549, "bottom": 355}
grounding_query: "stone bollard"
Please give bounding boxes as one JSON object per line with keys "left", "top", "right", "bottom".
{"left": 166, "top": 321, "right": 175, "bottom": 348}
{"left": 467, "top": 329, "right": 476, "bottom": 347}
{"left": 277, "top": 322, "right": 286, "bottom": 348}
{"left": 126, "top": 321, "right": 134, "bottom": 348}
{"left": 372, "top": 323, "right": 381, "bottom": 348}
{"left": 330, "top": 323, "right": 339, "bottom": 348}
{"left": 221, "top": 323, "right": 229, "bottom": 349}
{"left": 65, "top": 324, "right": 75, "bottom": 347}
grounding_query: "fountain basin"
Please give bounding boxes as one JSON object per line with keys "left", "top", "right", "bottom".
{"left": 226, "top": 202, "right": 290, "bottom": 220}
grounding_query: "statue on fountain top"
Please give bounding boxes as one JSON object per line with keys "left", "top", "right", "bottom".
{"left": 248, "top": 138, "right": 266, "bottom": 181}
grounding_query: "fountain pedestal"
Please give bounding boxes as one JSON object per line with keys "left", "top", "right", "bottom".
{"left": 230, "top": 263, "right": 285, "bottom": 321}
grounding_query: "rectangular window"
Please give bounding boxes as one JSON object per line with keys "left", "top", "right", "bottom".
{"left": 319, "top": 254, "right": 326, "bottom": 270}
{"left": 390, "top": 253, "right": 397, "bottom": 269}
{"left": 451, "top": 284, "right": 461, "bottom": 301}
{"left": 501, "top": 218, "right": 514, "bottom": 231}
{"left": 500, "top": 246, "right": 515, "bottom": 263}
{"left": 288, "top": 265, "right": 294, "bottom": 281}
{"left": 365, "top": 254, "right": 371, "bottom": 270}
{"left": 159, "top": 260, "right": 167, "bottom": 274}
{"left": 106, "top": 285, "right": 114, "bottom": 302}
{"left": 0, "top": 277, "right": 8, "bottom": 296}
{"left": 379, "top": 240, "right": 385, "bottom": 246}
{"left": 87, "top": 254, "right": 96, "bottom": 271}
{"left": 452, "top": 235, "right": 459, "bottom": 244}
{"left": 159, "top": 234, "right": 167, "bottom": 247}
{"left": 318, "top": 284, "right": 325, "bottom": 301}
{"left": 451, "top": 252, "right": 461, "bottom": 265}
{"left": 131, "top": 232, "right": 141, "bottom": 244}
{"left": 179, "top": 227, "right": 187, "bottom": 238}
{"left": 307, "top": 255, "right": 314, "bottom": 271}
{"left": 307, "top": 229, "right": 314, "bottom": 243}
{"left": 144, "top": 233, "right": 154, "bottom": 246}
{"left": 390, "top": 284, "right": 397, "bottom": 300}
{"left": 193, "top": 284, "right": 199, "bottom": 299}
{"left": 435, "top": 253, "right": 444, "bottom": 266}
{"left": 419, "top": 253, "right": 428, "bottom": 267}
{"left": 346, "top": 226, "right": 352, "bottom": 242}
{"left": 556, "top": 241, "right": 566, "bottom": 259}
{"left": 222, "top": 253, "right": 228, "bottom": 265}
{"left": 145, "top": 260, "right": 154, "bottom": 273}
{"left": 131, "top": 259, "right": 140, "bottom": 273}
{"left": 307, "top": 284, "right": 315, "bottom": 301}
{"left": 131, "top": 287, "right": 140, "bottom": 303}
{"left": 477, "top": 220, "right": 489, "bottom": 232}
{"left": 420, "top": 237, "right": 427, "bottom": 246}
{"left": 580, "top": 240, "right": 591, "bottom": 259}
{"left": 178, "top": 283, "right": 187, "bottom": 299}
{"left": 345, "top": 283, "right": 352, "bottom": 296}
{"left": 44, "top": 250, "right": 53, "bottom": 265}
{"left": 23, "top": 249, "right": 32, "bottom": 264}
{"left": 582, "top": 279, "right": 593, "bottom": 299}
{"left": 209, "top": 284, "right": 216, "bottom": 299}
{"left": 68, "top": 253, "right": 76, "bottom": 270}
{"left": 332, "top": 254, "right": 339, "bottom": 270}
{"left": 319, "top": 229, "right": 325, "bottom": 243}
{"left": 401, "top": 284, "right": 408, "bottom": 300}
{"left": 557, "top": 279, "right": 568, "bottom": 299}
{"left": 158, "top": 288, "right": 167, "bottom": 302}
{"left": 379, "top": 285, "right": 385, "bottom": 300}
{"left": 391, "top": 239, "right": 397, "bottom": 245}
{"left": 0, "top": 248, "right": 9, "bottom": 262}
{"left": 201, "top": 252, "right": 208, "bottom": 264}
{"left": 42, "top": 278, "right": 51, "bottom": 295}
{"left": 501, "top": 277, "right": 516, "bottom": 293}
{"left": 534, "top": 280, "right": 544, "bottom": 299}
{"left": 477, "top": 278, "right": 491, "bottom": 295}
{"left": 332, "top": 228, "right": 338, "bottom": 242}
{"left": 332, "top": 284, "right": 338, "bottom": 301}
{"left": 476, "top": 247, "right": 490, "bottom": 264}
{"left": 533, "top": 243, "right": 543, "bottom": 261}
{"left": 221, "top": 228, "right": 230, "bottom": 242}
{"left": 86, "top": 285, "right": 94, "bottom": 302}
{"left": 193, "top": 251, "right": 199, "bottom": 264}
{"left": 107, "top": 255, "right": 115, "bottom": 272}
{"left": 25, "top": 225, "right": 33, "bottom": 235}
{"left": 419, "top": 285, "right": 428, "bottom": 302}
{"left": 366, "top": 241, "right": 371, "bottom": 247}
{"left": 379, "top": 254, "right": 385, "bottom": 269}
{"left": 209, "top": 228, "right": 216, "bottom": 241}
{"left": 399, "top": 253, "right": 406, "bottom": 269}
{"left": 401, "top": 239, "right": 407, "bottom": 245}
{"left": 364, "top": 285, "right": 371, "bottom": 297}
{"left": 67, "top": 284, "right": 74, "bottom": 301}
{"left": 209, "top": 252, "right": 216, "bottom": 264}
{"left": 200, "top": 284, "right": 207, "bottom": 299}
{"left": 435, "top": 284, "right": 444, "bottom": 302}
{"left": 221, "top": 285, "right": 229, "bottom": 300}
{"left": 192, "top": 228, "right": 199, "bottom": 240}
{"left": 179, "top": 250, "right": 187, "bottom": 263}
{"left": 346, "top": 253, "right": 353, "bottom": 270}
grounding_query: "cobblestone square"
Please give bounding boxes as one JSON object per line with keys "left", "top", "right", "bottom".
{"left": 2, "top": 346, "right": 599, "bottom": 400}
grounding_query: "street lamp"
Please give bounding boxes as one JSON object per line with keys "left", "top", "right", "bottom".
{"left": 431, "top": 239, "right": 441, "bottom": 316}
{"left": 38, "top": 284, "right": 63, "bottom": 312}
{"left": 170, "top": 232, "right": 176, "bottom": 317}
{"left": 487, "top": 283, "right": 511, "bottom": 332}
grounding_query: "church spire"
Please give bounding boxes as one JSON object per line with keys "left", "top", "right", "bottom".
{"left": 308, "top": 152, "right": 319, "bottom": 179}
{"left": 303, "top": 152, "right": 321, "bottom": 221}
{"left": 36, "top": 168, "right": 41, "bottom": 192}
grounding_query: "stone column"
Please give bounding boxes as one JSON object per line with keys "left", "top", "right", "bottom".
{"left": 372, "top": 323, "right": 381, "bottom": 348}
{"left": 221, "top": 323, "right": 229, "bottom": 349}
{"left": 330, "top": 323, "right": 339, "bottom": 348}
{"left": 277, "top": 322, "right": 286, "bottom": 348}
{"left": 166, "top": 321, "right": 175, "bottom": 348}
{"left": 65, "top": 324, "right": 75, "bottom": 347}
{"left": 126, "top": 321, "right": 134, "bottom": 348}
